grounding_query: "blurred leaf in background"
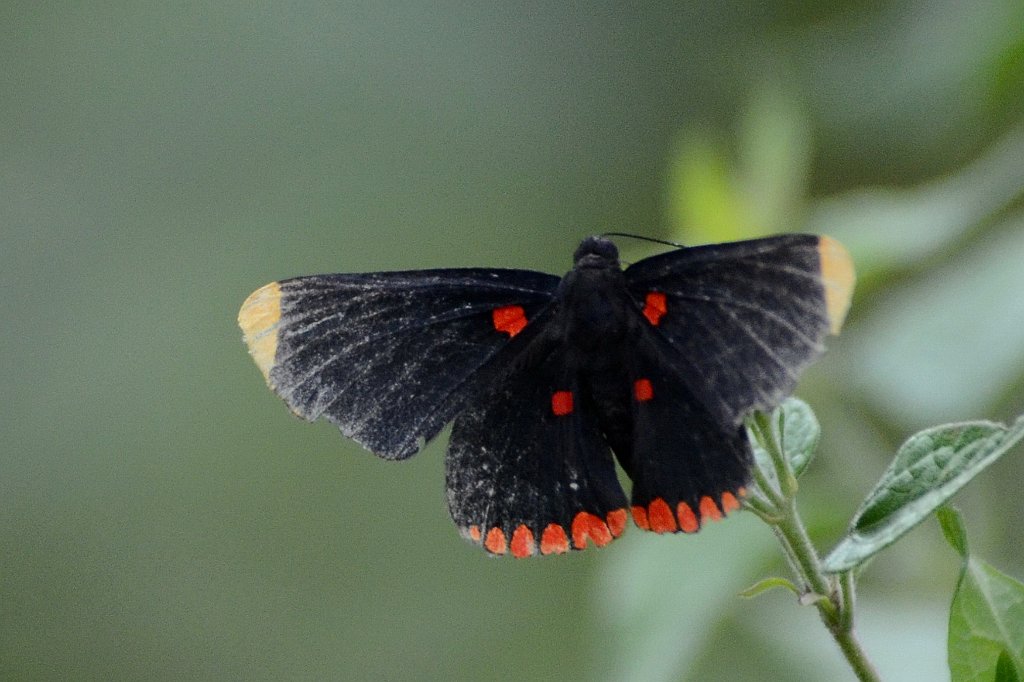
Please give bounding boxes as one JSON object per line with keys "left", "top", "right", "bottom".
{"left": 2, "top": 1, "right": 1022, "bottom": 681}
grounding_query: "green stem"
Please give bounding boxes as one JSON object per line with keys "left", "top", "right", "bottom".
{"left": 773, "top": 498, "right": 881, "bottom": 682}
{"left": 773, "top": 499, "right": 833, "bottom": 600}
{"left": 750, "top": 410, "right": 883, "bottom": 682}
{"left": 753, "top": 411, "right": 798, "bottom": 498}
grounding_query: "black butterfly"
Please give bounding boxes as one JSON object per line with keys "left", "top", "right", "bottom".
{"left": 239, "top": 235, "right": 853, "bottom": 557}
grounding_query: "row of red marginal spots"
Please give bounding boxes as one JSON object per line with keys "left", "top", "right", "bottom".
{"left": 469, "top": 491, "right": 744, "bottom": 556}
{"left": 469, "top": 509, "right": 629, "bottom": 557}
{"left": 632, "top": 489, "right": 745, "bottom": 534}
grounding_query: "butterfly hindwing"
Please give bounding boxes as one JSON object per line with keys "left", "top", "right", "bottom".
{"left": 446, "top": 341, "right": 629, "bottom": 556}
{"left": 625, "top": 331, "right": 750, "bottom": 533}
{"left": 238, "top": 269, "right": 559, "bottom": 459}
{"left": 624, "top": 234, "right": 853, "bottom": 426}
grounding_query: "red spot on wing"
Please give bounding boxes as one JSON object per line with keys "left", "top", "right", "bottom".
{"left": 676, "top": 502, "right": 699, "bottom": 533}
{"left": 484, "top": 527, "right": 507, "bottom": 554}
{"left": 492, "top": 305, "right": 527, "bottom": 337}
{"left": 571, "top": 511, "right": 612, "bottom": 549}
{"left": 606, "top": 509, "right": 627, "bottom": 538}
{"left": 643, "top": 292, "right": 667, "bottom": 326}
{"left": 721, "top": 491, "right": 741, "bottom": 514}
{"left": 551, "top": 390, "right": 574, "bottom": 416}
{"left": 631, "top": 505, "right": 650, "bottom": 530}
{"left": 510, "top": 525, "right": 536, "bottom": 558}
{"left": 647, "top": 498, "right": 677, "bottom": 533}
{"left": 699, "top": 496, "right": 722, "bottom": 523}
{"left": 540, "top": 524, "right": 569, "bottom": 555}
{"left": 634, "top": 378, "right": 654, "bottom": 402}
{"left": 468, "top": 525, "right": 481, "bottom": 542}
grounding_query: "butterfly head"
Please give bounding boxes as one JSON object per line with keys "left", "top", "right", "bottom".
{"left": 573, "top": 236, "right": 619, "bottom": 269}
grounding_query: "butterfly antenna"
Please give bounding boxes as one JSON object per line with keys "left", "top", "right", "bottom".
{"left": 600, "top": 232, "right": 685, "bottom": 249}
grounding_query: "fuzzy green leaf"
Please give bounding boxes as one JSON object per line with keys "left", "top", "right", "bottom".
{"left": 822, "top": 416, "right": 1024, "bottom": 573}
{"left": 995, "top": 650, "right": 1021, "bottom": 682}
{"left": 941, "top": 508, "right": 1024, "bottom": 682}
{"left": 777, "top": 398, "right": 819, "bottom": 478}
{"left": 739, "top": 576, "right": 800, "bottom": 599}
{"left": 748, "top": 398, "right": 820, "bottom": 491}
{"left": 937, "top": 506, "right": 969, "bottom": 558}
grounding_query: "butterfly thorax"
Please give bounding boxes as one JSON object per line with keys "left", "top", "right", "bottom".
{"left": 558, "top": 255, "right": 636, "bottom": 350}
{"left": 558, "top": 237, "right": 632, "bottom": 352}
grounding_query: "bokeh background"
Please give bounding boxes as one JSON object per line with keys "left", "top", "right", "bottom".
{"left": 4, "top": 2, "right": 1024, "bottom": 680}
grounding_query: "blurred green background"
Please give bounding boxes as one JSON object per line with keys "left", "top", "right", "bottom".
{"left": 3, "top": 2, "right": 1023, "bottom": 680}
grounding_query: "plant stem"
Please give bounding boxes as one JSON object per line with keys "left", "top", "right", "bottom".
{"left": 774, "top": 500, "right": 881, "bottom": 681}
{"left": 748, "top": 410, "right": 883, "bottom": 682}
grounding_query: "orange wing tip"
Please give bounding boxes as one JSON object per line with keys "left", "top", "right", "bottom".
{"left": 540, "top": 524, "right": 570, "bottom": 555}
{"left": 238, "top": 281, "right": 283, "bottom": 384}
{"left": 817, "top": 236, "right": 855, "bottom": 334}
{"left": 571, "top": 511, "right": 613, "bottom": 549}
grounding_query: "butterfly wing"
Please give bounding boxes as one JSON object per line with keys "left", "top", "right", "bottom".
{"left": 445, "top": 334, "right": 629, "bottom": 557}
{"left": 624, "top": 234, "right": 854, "bottom": 426}
{"left": 621, "top": 234, "right": 854, "bottom": 532}
{"left": 625, "top": 331, "right": 751, "bottom": 533}
{"left": 238, "top": 268, "right": 559, "bottom": 459}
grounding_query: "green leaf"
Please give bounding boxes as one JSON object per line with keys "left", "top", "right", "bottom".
{"left": 777, "top": 398, "right": 820, "bottom": 478}
{"left": 937, "top": 506, "right": 969, "bottom": 558}
{"left": 941, "top": 509, "right": 1024, "bottom": 682}
{"left": 739, "top": 576, "right": 800, "bottom": 599}
{"left": 822, "top": 416, "right": 1024, "bottom": 573}
{"left": 996, "top": 650, "right": 1022, "bottom": 682}
{"left": 748, "top": 398, "right": 820, "bottom": 492}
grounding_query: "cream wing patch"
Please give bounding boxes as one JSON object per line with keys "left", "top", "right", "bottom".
{"left": 817, "top": 236, "right": 855, "bottom": 334}
{"left": 238, "top": 281, "right": 282, "bottom": 385}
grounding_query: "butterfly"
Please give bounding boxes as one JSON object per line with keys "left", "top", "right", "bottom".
{"left": 238, "top": 234, "right": 854, "bottom": 557}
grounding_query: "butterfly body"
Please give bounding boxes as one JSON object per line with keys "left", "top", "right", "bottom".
{"left": 239, "top": 234, "right": 854, "bottom": 556}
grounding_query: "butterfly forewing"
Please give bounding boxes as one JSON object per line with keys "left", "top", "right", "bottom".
{"left": 239, "top": 269, "right": 558, "bottom": 459}
{"left": 624, "top": 235, "right": 852, "bottom": 426}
